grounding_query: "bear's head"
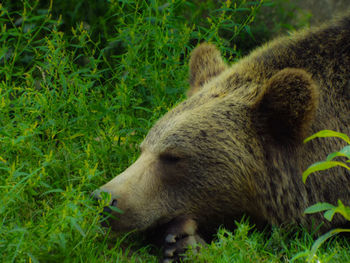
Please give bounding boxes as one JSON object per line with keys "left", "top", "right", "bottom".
{"left": 95, "top": 43, "right": 318, "bottom": 235}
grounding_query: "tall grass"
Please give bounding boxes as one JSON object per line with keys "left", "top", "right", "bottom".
{"left": 1, "top": 0, "right": 348, "bottom": 262}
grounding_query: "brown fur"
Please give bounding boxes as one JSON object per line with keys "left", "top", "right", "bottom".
{"left": 96, "top": 14, "right": 350, "bottom": 250}
{"left": 188, "top": 43, "right": 227, "bottom": 97}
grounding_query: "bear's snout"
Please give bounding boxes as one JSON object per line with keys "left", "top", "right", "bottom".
{"left": 95, "top": 152, "right": 178, "bottom": 232}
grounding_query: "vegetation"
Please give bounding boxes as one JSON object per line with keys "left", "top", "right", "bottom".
{"left": 188, "top": 219, "right": 350, "bottom": 263}
{"left": 298, "top": 130, "right": 350, "bottom": 262}
{"left": 0, "top": 0, "right": 348, "bottom": 262}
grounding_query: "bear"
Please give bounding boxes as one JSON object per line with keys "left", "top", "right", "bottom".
{"left": 95, "top": 14, "right": 350, "bottom": 262}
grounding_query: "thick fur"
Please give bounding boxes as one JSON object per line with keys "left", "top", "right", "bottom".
{"left": 97, "top": 14, "right": 350, "bottom": 247}
{"left": 188, "top": 43, "right": 227, "bottom": 97}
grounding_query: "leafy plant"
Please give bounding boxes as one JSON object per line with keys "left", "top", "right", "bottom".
{"left": 300, "top": 130, "right": 350, "bottom": 262}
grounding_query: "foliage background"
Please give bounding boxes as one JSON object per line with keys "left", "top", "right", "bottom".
{"left": 1, "top": 0, "right": 349, "bottom": 262}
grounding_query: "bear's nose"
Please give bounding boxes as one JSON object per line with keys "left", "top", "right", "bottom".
{"left": 91, "top": 189, "right": 118, "bottom": 208}
{"left": 102, "top": 199, "right": 118, "bottom": 214}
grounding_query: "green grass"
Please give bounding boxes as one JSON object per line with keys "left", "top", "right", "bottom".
{"left": 0, "top": 0, "right": 349, "bottom": 262}
{"left": 187, "top": 219, "right": 350, "bottom": 263}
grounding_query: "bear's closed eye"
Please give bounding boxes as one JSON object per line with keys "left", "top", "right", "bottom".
{"left": 160, "top": 153, "right": 182, "bottom": 164}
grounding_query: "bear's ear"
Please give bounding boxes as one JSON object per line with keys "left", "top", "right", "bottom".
{"left": 188, "top": 43, "right": 227, "bottom": 97}
{"left": 253, "top": 68, "right": 319, "bottom": 144}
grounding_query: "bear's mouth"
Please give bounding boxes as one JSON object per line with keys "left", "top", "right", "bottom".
{"left": 141, "top": 216, "right": 188, "bottom": 245}
{"left": 98, "top": 203, "right": 177, "bottom": 234}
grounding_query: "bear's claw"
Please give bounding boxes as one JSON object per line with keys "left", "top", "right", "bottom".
{"left": 161, "top": 216, "right": 205, "bottom": 263}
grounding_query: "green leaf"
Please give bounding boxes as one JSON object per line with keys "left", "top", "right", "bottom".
{"left": 304, "top": 130, "right": 350, "bottom": 144}
{"left": 307, "top": 228, "right": 350, "bottom": 262}
{"left": 109, "top": 205, "right": 124, "bottom": 214}
{"left": 290, "top": 251, "right": 310, "bottom": 262}
{"left": 245, "top": 25, "right": 254, "bottom": 39}
{"left": 304, "top": 202, "right": 335, "bottom": 214}
{"left": 307, "top": 230, "right": 335, "bottom": 262}
{"left": 335, "top": 200, "right": 350, "bottom": 221}
{"left": 70, "top": 218, "right": 86, "bottom": 237}
{"left": 326, "top": 145, "right": 350, "bottom": 161}
{"left": 302, "top": 161, "right": 350, "bottom": 183}
{"left": 323, "top": 209, "right": 336, "bottom": 221}
{"left": 40, "top": 188, "right": 64, "bottom": 197}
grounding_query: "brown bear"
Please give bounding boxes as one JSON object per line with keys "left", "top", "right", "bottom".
{"left": 95, "top": 14, "right": 350, "bottom": 262}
